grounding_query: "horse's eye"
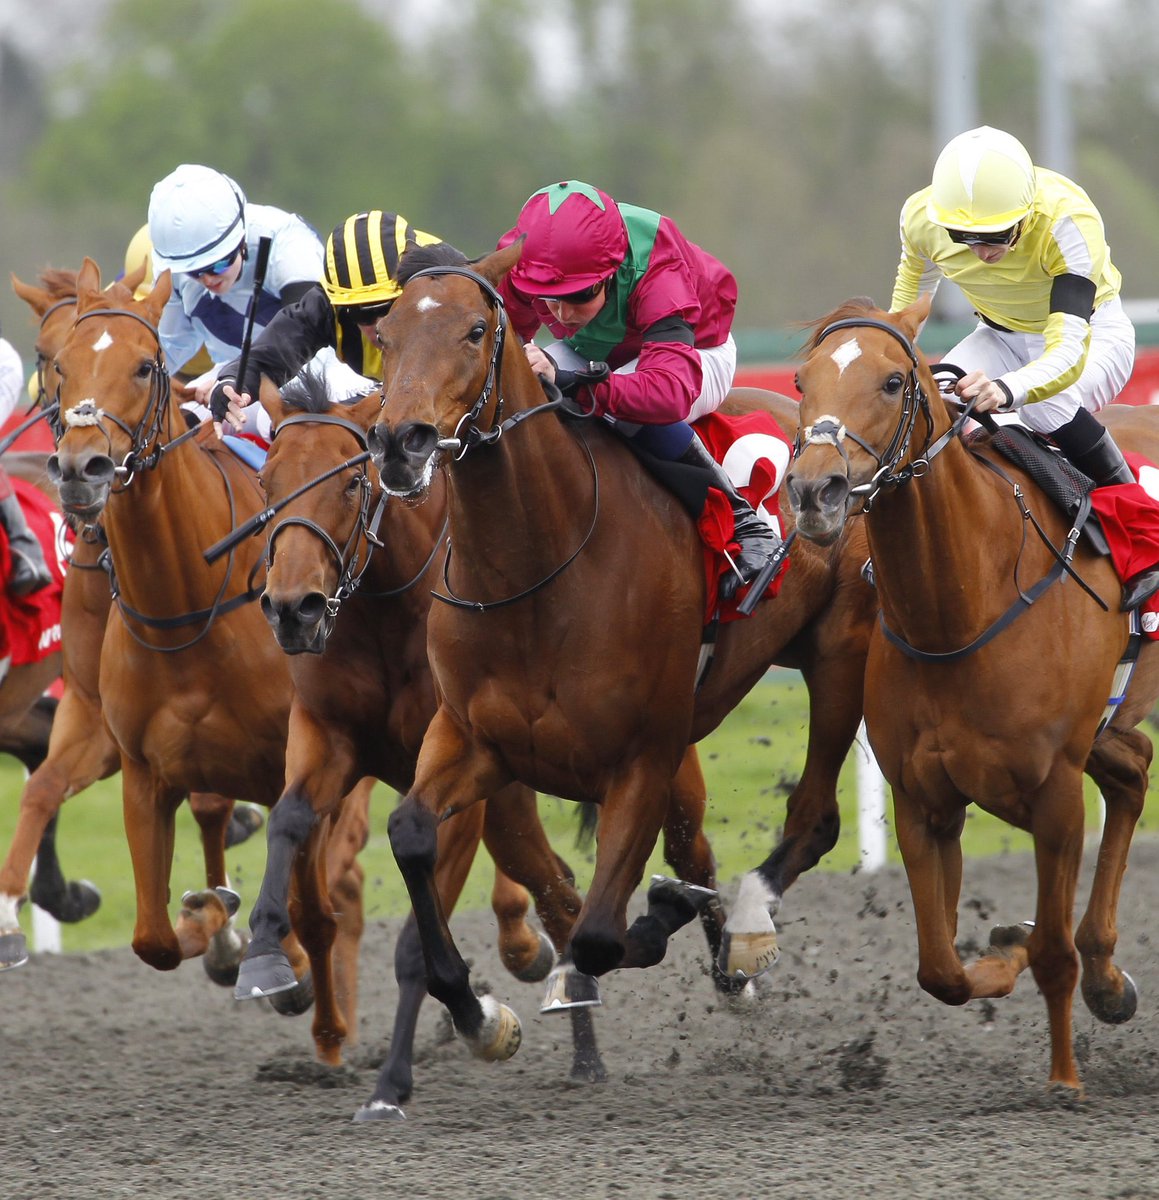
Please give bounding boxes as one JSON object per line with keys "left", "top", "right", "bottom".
{"left": 345, "top": 475, "right": 362, "bottom": 496}
{"left": 135, "top": 360, "right": 154, "bottom": 380}
{"left": 468, "top": 321, "right": 486, "bottom": 345}
{"left": 884, "top": 372, "right": 905, "bottom": 395}
{"left": 793, "top": 373, "right": 802, "bottom": 395}
{"left": 53, "top": 360, "right": 65, "bottom": 380}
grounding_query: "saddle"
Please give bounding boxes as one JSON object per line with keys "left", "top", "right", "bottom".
{"left": 969, "top": 423, "right": 1110, "bottom": 555}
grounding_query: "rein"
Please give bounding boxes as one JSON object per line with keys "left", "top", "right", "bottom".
{"left": 399, "top": 265, "right": 601, "bottom": 613}
{"left": 62, "top": 305, "right": 263, "bottom": 649}
{"left": 805, "top": 314, "right": 1108, "bottom": 663}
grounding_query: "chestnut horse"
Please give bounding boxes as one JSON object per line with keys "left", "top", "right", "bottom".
{"left": 362, "top": 243, "right": 876, "bottom": 1061}
{"left": 784, "top": 295, "right": 1159, "bottom": 1094}
{"left": 232, "top": 377, "right": 731, "bottom": 1116}
{"left": 0, "top": 270, "right": 258, "bottom": 975}
{"left": 43, "top": 259, "right": 378, "bottom": 1058}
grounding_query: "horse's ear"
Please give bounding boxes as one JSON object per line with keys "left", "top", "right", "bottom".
{"left": 141, "top": 268, "right": 172, "bottom": 320}
{"left": 474, "top": 239, "right": 523, "bottom": 290}
{"left": 11, "top": 273, "right": 51, "bottom": 318}
{"left": 121, "top": 261, "right": 147, "bottom": 298}
{"left": 258, "top": 377, "right": 288, "bottom": 428}
{"left": 76, "top": 256, "right": 103, "bottom": 304}
{"left": 895, "top": 293, "right": 933, "bottom": 342}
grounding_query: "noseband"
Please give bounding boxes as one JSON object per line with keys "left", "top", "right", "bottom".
{"left": 796, "top": 316, "right": 973, "bottom": 507}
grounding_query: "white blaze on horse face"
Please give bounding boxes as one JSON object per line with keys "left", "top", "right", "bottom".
{"left": 91, "top": 330, "right": 113, "bottom": 353}
{"left": 830, "top": 337, "right": 862, "bottom": 376}
{"left": 416, "top": 296, "right": 441, "bottom": 313}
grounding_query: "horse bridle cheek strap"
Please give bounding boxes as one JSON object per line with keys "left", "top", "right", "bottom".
{"left": 403, "top": 265, "right": 509, "bottom": 458}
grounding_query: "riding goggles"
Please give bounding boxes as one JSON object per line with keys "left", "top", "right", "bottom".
{"left": 344, "top": 301, "right": 394, "bottom": 326}
{"left": 540, "top": 280, "right": 606, "bottom": 305}
{"left": 189, "top": 244, "right": 244, "bottom": 278}
{"left": 947, "top": 223, "right": 1021, "bottom": 247}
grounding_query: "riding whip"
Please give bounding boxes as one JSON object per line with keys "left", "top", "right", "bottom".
{"left": 231, "top": 234, "right": 272, "bottom": 408}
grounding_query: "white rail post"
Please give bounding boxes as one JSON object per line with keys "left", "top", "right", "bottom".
{"left": 855, "top": 720, "right": 888, "bottom": 872}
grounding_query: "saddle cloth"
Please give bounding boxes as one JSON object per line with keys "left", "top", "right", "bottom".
{"left": 0, "top": 478, "right": 68, "bottom": 677}
{"left": 983, "top": 427, "right": 1159, "bottom": 639}
{"left": 693, "top": 409, "right": 794, "bottom": 624}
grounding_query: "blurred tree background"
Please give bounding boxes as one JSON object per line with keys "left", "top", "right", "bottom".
{"left": 2, "top": 0, "right": 1159, "bottom": 366}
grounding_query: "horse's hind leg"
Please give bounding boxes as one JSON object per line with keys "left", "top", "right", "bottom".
{"left": 1074, "top": 727, "right": 1148, "bottom": 1025}
{"left": 323, "top": 777, "right": 372, "bottom": 1041}
{"left": 720, "top": 644, "right": 864, "bottom": 980}
{"left": 0, "top": 691, "right": 116, "bottom": 967}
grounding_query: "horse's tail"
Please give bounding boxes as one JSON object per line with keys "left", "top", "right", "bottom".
{"left": 575, "top": 801, "right": 599, "bottom": 849}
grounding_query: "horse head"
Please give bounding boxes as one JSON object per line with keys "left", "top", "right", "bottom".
{"left": 46, "top": 258, "right": 172, "bottom": 520}
{"left": 785, "top": 294, "right": 938, "bottom": 544}
{"left": 369, "top": 240, "right": 524, "bottom": 496}
{"left": 258, "top": 382, "right": 381, "bottom": 654}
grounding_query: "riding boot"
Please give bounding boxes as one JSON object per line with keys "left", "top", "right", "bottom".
{"left": 0, "top": 489, "right": 53, "bottom": 597}
{"left": 678, "top": 432, "right": 782, "bottom": 601}
{"left": 1064, "top": 423, "right": 1159, "bottom": 611}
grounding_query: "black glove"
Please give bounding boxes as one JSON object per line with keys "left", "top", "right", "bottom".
{"left": 209, "top": 365, "right": 261, "bottom": 422}
{"left": 552, "top": 361, "right": 610, "bottom": 397}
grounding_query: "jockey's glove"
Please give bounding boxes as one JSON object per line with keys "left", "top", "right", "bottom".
{"left": 208, "top": 364, "right": 263, "bottom": 422}
{"left": 552, "top": 360, "right": 610, "bottom": 397}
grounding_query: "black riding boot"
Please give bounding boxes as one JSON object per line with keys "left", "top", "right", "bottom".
{"left": 679, "top": 432, "right": 782, "bottom": 601}
{"left": 1060, "top": 417, "right": 1159, "bottom": 611}
{"left": 0, "top": 490, "right": 52, "bottom": 597}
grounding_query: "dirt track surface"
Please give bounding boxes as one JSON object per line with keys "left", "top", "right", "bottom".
{"left": 7, "top": 841, "right": 1159, "bottom": 1200}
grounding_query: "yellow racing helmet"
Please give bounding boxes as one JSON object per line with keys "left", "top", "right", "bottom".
{"left": 123, "top": 223, "right": 155, "bottom": 299}
{"left": 322, "top": 211, "right": 441, "bottom": 308}
{"left": 927, "top": 126, "right": 1037, "bottom": 232}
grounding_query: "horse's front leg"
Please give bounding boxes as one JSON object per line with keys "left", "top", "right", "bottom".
{"left": 388, "top": 708, "right": 521, "bottom": 1062}
{"left": 621, "top": 747, "right": 724, "bottom": 976}
{"left": 720, "top": 642, "right": 865, "bottom": 980}
{"left": 122, "top": 758, "right": 183, "bottom": 970}
{"left": 1075, "top": 727, "right": 1147, "bottom": 1026}
{"left": 324, "top": 776, "right": 373, "bottom": 1042}
{"left": 567, "top": 756, "right": 672, "bottom": 980}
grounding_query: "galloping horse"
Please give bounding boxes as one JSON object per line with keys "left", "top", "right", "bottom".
{"left": 235, "top": 376, "right": 730, "bottom": 1115}
{"left": 784, "top": 295, "right": 1159, "bottom": 1093}
{"left": 43, "top": 259, "right": 373, "bottom": 1056}
{"left": 361, "top": 242, "right": 876, "bottom": 1062}
{"left": 0, "top": 269, "right": 258, "bottom": 975}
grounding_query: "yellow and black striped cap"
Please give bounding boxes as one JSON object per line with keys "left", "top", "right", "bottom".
{"left": 322, "top": 211, "right": 442, "bottom": 307}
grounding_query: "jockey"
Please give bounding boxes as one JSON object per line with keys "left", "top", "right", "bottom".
{"left": 891, "top": 125, "right": 1159, "bottom": 609}
{"left": 209, "top": 211, "right": 443, "bottom": 429}
{"left": 0, "top": 329, "right": 53, "bottom": 595}
{"left": 497, "top": 179, "right": 782, "bottom": 601}
{"left": 147, "top": 163, "right": 351, "bottom": 440}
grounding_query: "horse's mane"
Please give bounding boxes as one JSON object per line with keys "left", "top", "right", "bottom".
{"left": 397, "top": 241, "right": 470, "bottom": 285}
{"left": 37, "top": 267, "right": 79, "bottom": 299}
{"left": 802, "top": 297, "right": 882, "bottom": 353}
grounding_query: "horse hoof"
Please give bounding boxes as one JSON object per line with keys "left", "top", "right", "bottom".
{"left": 268, "top": 972, "right": 315, "bottom": 1016}
{"left": 717, "top": 928, "right": 780, "bottom": 980}
{"left": 224, "top": 803, "right": 265, "bottom": 849}
{"left": 203, "top": 925, "right": 250, "bottom": 989}
{"left": 352, "top": 1100, "right": 406, "bottom": 1123}
{"left": 989, "top": 920, "right": 1034, "bottom": 951}
{"left": 724, "top": 973, "right": 776, "bottom": 1013}
{"left": 233, "top": 949, "right": 299, "bottom": 1001}
{"left": 466, "top": 995, "right": 522, "bottom": 1062}
{"left": 510, "top": 930, "right": 556, "bottom": 983}
{"left": 214, "top": 886, "right": 241, "bottom": 918}
{"left": 1082, "top": 969, "right": 1138, "bottom": 1025}
{"left": 648, "top": 874, "right": 718, "bottom": 915}
{"left": 540, "top": 963, "right": 603, "bottom": 1013}
{"left": 30, "top": 879, "right": 101, "bottom": 924}
{"left": 0, "top": 931, "right": 29, "bottom": 970}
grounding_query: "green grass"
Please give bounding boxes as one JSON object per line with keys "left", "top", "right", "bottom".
{"left": 2, "top": 669, "right": 1154, "bottom": 953}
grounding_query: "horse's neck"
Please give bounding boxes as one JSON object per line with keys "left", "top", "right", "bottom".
{"left": 103, "top": 430, "right": 258, "bottom": 611}
{"left": 446, "top": 408, "right": 590, "bottom": 577}
{"left": 866, "top": 439, "right": 1022, "bottom": 639}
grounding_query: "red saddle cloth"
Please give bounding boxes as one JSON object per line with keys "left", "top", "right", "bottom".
{"left": 0, "top": 478, "right": 68, "bottom": 668}
{"left": 691, "top": 409, "right": 794, "bottom": 624}
{"left": 1087, "top": 453, "right": 1159, "bottom": 638}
